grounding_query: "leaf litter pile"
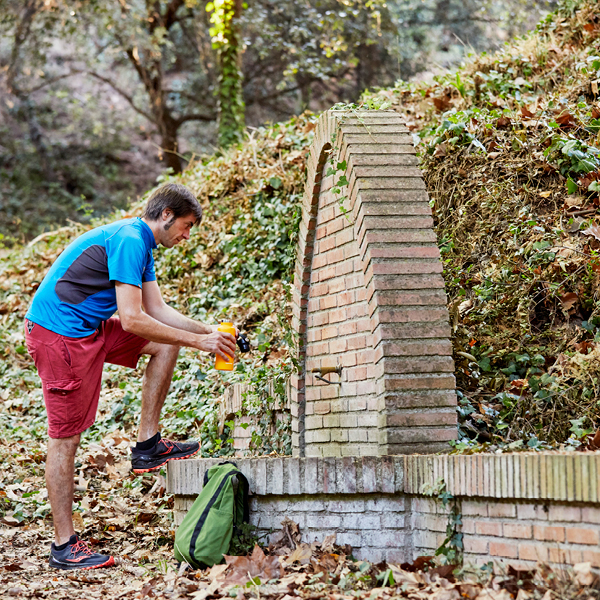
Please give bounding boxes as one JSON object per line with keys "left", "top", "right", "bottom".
{"left": 2, "top": 494, "right": 599, "bottom": 600}
{"left": 367, "top": 0, "right": 600, "bottom": 451}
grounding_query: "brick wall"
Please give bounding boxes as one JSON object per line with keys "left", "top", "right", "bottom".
{"left": 221, "top": 382, "right": 290, "bottom": 454}
{"left": 169, "top": 453, "right": 600, "bottom": 569}
{"left": 412, "top": 497, "right": 600, "bottom": 568}
{"left": 291, "top": 109, "right": 456, "bottom": 458}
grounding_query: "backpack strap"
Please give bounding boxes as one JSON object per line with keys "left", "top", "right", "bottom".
{"left": 203, "top": 461, "right": 238, "bottom": 486}
{"left": 237, "top": 471, "right": 250, "bottom": 523}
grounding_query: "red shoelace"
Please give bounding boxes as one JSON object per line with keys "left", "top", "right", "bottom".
{"left": 158, "top": 439, "right": 184, "bottom": 454}
{"left": 70, "top": 540, "right": 94, "bottom": 557}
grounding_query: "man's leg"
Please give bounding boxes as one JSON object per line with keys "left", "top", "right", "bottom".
{"left": 45, "top": 433, "right": 115, "bottom": 569}
{"left": 131, "top": 341, "right": 199, "bottom": 473}
{"left": 137, "top": 342, "right": 180, "bottom": 442}
{"left": 46, "top": 434, "right": 80, "bottom": 546}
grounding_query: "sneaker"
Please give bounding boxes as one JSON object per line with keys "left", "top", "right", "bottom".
{"left": 49, "top": 535, "right": 115, "bottom": 570}
{"left": 131, "top": 433, "right": 199, "bottom": 474}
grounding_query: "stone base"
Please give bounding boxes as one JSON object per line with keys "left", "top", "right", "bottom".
{"left": 167, "top": 453, "right": 600, "bottom": 568}
{"left": 174, "top": 492, "right": 407, "bottom": 562}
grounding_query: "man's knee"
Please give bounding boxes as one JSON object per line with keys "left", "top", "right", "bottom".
{"left": 47, "top": 433, "right": 81, "bottom": 458}
{"left": 157, "top": 343, "right": 180, "bottom": 362}
{"left": 142, "top": 342, "right": 180, "bottom": 360}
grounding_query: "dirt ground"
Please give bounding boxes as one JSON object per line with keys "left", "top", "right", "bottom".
{"left": 1, "top": 435, "right": 599, "bottom": 599}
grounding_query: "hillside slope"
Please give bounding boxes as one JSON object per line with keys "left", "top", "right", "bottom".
{"left": 366, "top": 0, "right": 600, "bottom": 450}
{"left": 0, "top": 113, "right": 316, "bottom": 457}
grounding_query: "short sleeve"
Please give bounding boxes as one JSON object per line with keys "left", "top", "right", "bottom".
{"left": 106, "top": 231, "right": 155, "bottom": 287}
{"left": 143, "top": 251, "right": 156, "bottom": 283}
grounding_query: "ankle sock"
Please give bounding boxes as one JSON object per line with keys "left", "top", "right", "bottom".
{"left": 136, "top": 432, "right": 160, "bottom": 451}
{"left": 54, "top": 535, "right": 76, "bottom": 551}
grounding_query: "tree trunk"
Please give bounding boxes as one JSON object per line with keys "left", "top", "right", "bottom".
{"left": 7, "top": 0, "right": 55, "bottom": 181}
{"left": 216, "top": 0, "right": 245, "bottom": 148}
{"left": 156, "top": 105, "right": 182, "bottom": 173}
{"left": 134, "top": 49, "right": 183, "bottom": 174}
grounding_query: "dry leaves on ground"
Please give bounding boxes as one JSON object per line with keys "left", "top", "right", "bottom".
{"left": 2, "top": 488, "right": 600, "bottom": 600}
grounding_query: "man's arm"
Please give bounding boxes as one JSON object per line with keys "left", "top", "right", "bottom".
{"left": 141, "top": 281, "right": 214, "bottom": 335}
{"left": 116, "top": 282, "right": 236, "bottom": 360}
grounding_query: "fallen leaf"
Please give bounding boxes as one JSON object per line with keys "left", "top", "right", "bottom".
{"left": 496, "top": 116, "right": 511, "bottom": 129}
{"left": 508, "top": 379, "right": 528, "bottom": 394}
{"left": 283, "top": 543, "right": 313, "bottom": 566}
{"left": 431, "top": 589, "right": 460, "bottom": 600}
{"left": 521, "top": 106, "right": 535, "bottom": 118}
{"left": 556, "top": 111, "right": 577, "bottom": 128}
{"left": 190, "top": 578, "right": 221, "bottom": 600}
{"left": 573, "top": 562, "right": 594, "bottom": 586}
{"left": 564, "top": 195, "right": 583, "bottom": 208}
{"left": 587, "top": 430, "right": 600, "bottom": 450}
{"left": 582, "top": 222, "right": 600, "bottom": 241}
{"left": 475, "top": 589, "right": 513, "bottom": 600}
{"left": 560, "top": 292, "right": 578, "bottom": 311}
{"left": 223, "top": 545, "right": 284, "bottom": 585}
{"left": 574, "top": 340, "right": 595, "bottom": 355}
{"left": 458, "top": 583, "right": 482, "bottom": 600}
{"left": 320, "top": 533, "right": 336, "bottom": 553}
{"left": 434, "top": 143, "right": 447, "bottom": 157}
{"left": 208, "top": 563, "right": 229, "bottom": 580}
{"left": 72, "top": 512, "right": 85, "bottom": 531}
{"left": 433, "top": 96, "right": 451, "bottom": 112}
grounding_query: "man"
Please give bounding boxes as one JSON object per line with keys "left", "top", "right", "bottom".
{"left": 24, "top": 183, "right": 237, "bottom": 571}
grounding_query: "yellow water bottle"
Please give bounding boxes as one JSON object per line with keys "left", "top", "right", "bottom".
{"left": 215, "top": 322, "right": 236, "bottom": 371}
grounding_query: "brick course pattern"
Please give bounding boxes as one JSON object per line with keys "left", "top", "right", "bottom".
{"left": 221, "top": 382, "right": 291, "bottom": 453}
{"left": 169, "top": 453, "right": 600, "bottom": 569}
{"left": 291, "top": 110, "right": 456, "bottom": 458}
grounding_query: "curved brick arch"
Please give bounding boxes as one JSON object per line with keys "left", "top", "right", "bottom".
{"left": 291, "top": 110, "right": 457, "bottom": 458}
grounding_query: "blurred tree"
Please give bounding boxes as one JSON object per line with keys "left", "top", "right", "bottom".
{"left": 207, "top": 0, "right": 246, "bottom": 148}
{"left": 0, "top": 0, "right": 558, "bottom": 239}
{"left": 3, "top": 0, "right": 63, "bottom": 181}
{"left": 77, "top": 0, "right": 216, "bottom": 173}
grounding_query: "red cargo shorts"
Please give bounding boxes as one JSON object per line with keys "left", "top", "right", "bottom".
{"left": 24, "top": 318, "right": 149, "bottom": 439}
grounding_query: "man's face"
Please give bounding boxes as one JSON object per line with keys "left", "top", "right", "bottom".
{"left": 160, "top": 212, "right": 197, "bottom": 248}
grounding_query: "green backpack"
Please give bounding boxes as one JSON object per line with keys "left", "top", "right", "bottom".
{"left": 174, "top": 461, "right": 250, "bottom": 569}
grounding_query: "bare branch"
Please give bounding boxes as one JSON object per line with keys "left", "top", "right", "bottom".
{"left": 27, "top": 70, "right": 83, "bottom": 95}
{"left": 245, "top": 83, "right": 306, "bottom": 106}
{"left": 175, "top": 112, "right": 216, "bottom": 126}
{"left": 87, "top": 70, "right": 155, "bottom": 122}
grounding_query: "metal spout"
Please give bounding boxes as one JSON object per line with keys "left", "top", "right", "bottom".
{"left": 311, "top": 365, "right": 342, "bottom": 385}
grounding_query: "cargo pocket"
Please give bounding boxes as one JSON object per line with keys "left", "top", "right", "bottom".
{"left": 44, "top": 378, "right": 84, "bottom": 429}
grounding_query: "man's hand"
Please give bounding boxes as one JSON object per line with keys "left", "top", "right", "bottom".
{"left": 198, "top": 330, "right": 237, "bottom": 362}
{"left": 210, "top": 324, "right": 240, "bottom": 338}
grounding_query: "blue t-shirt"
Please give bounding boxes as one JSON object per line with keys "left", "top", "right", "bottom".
{"left": 26, "top": 218, "right": 157, "bottom": 338}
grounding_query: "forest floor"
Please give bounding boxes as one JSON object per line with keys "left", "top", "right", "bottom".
{"left": 1, "top": 434, "right": 597, "bottom": 599}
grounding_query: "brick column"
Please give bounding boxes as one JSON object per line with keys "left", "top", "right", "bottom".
{"left": 291, "top": 110, "right": 456, "bottom": 457}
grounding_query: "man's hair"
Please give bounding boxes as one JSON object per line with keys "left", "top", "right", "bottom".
{"left": 142, "top": 183, "right": 202, "bottom": 223}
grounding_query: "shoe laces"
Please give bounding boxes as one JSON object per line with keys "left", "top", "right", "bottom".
{"left": 158, "top": 439, "right": 178, "bottom": 452}
{"left": 70, "top": 539, "right": 94, "bottom": 557}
